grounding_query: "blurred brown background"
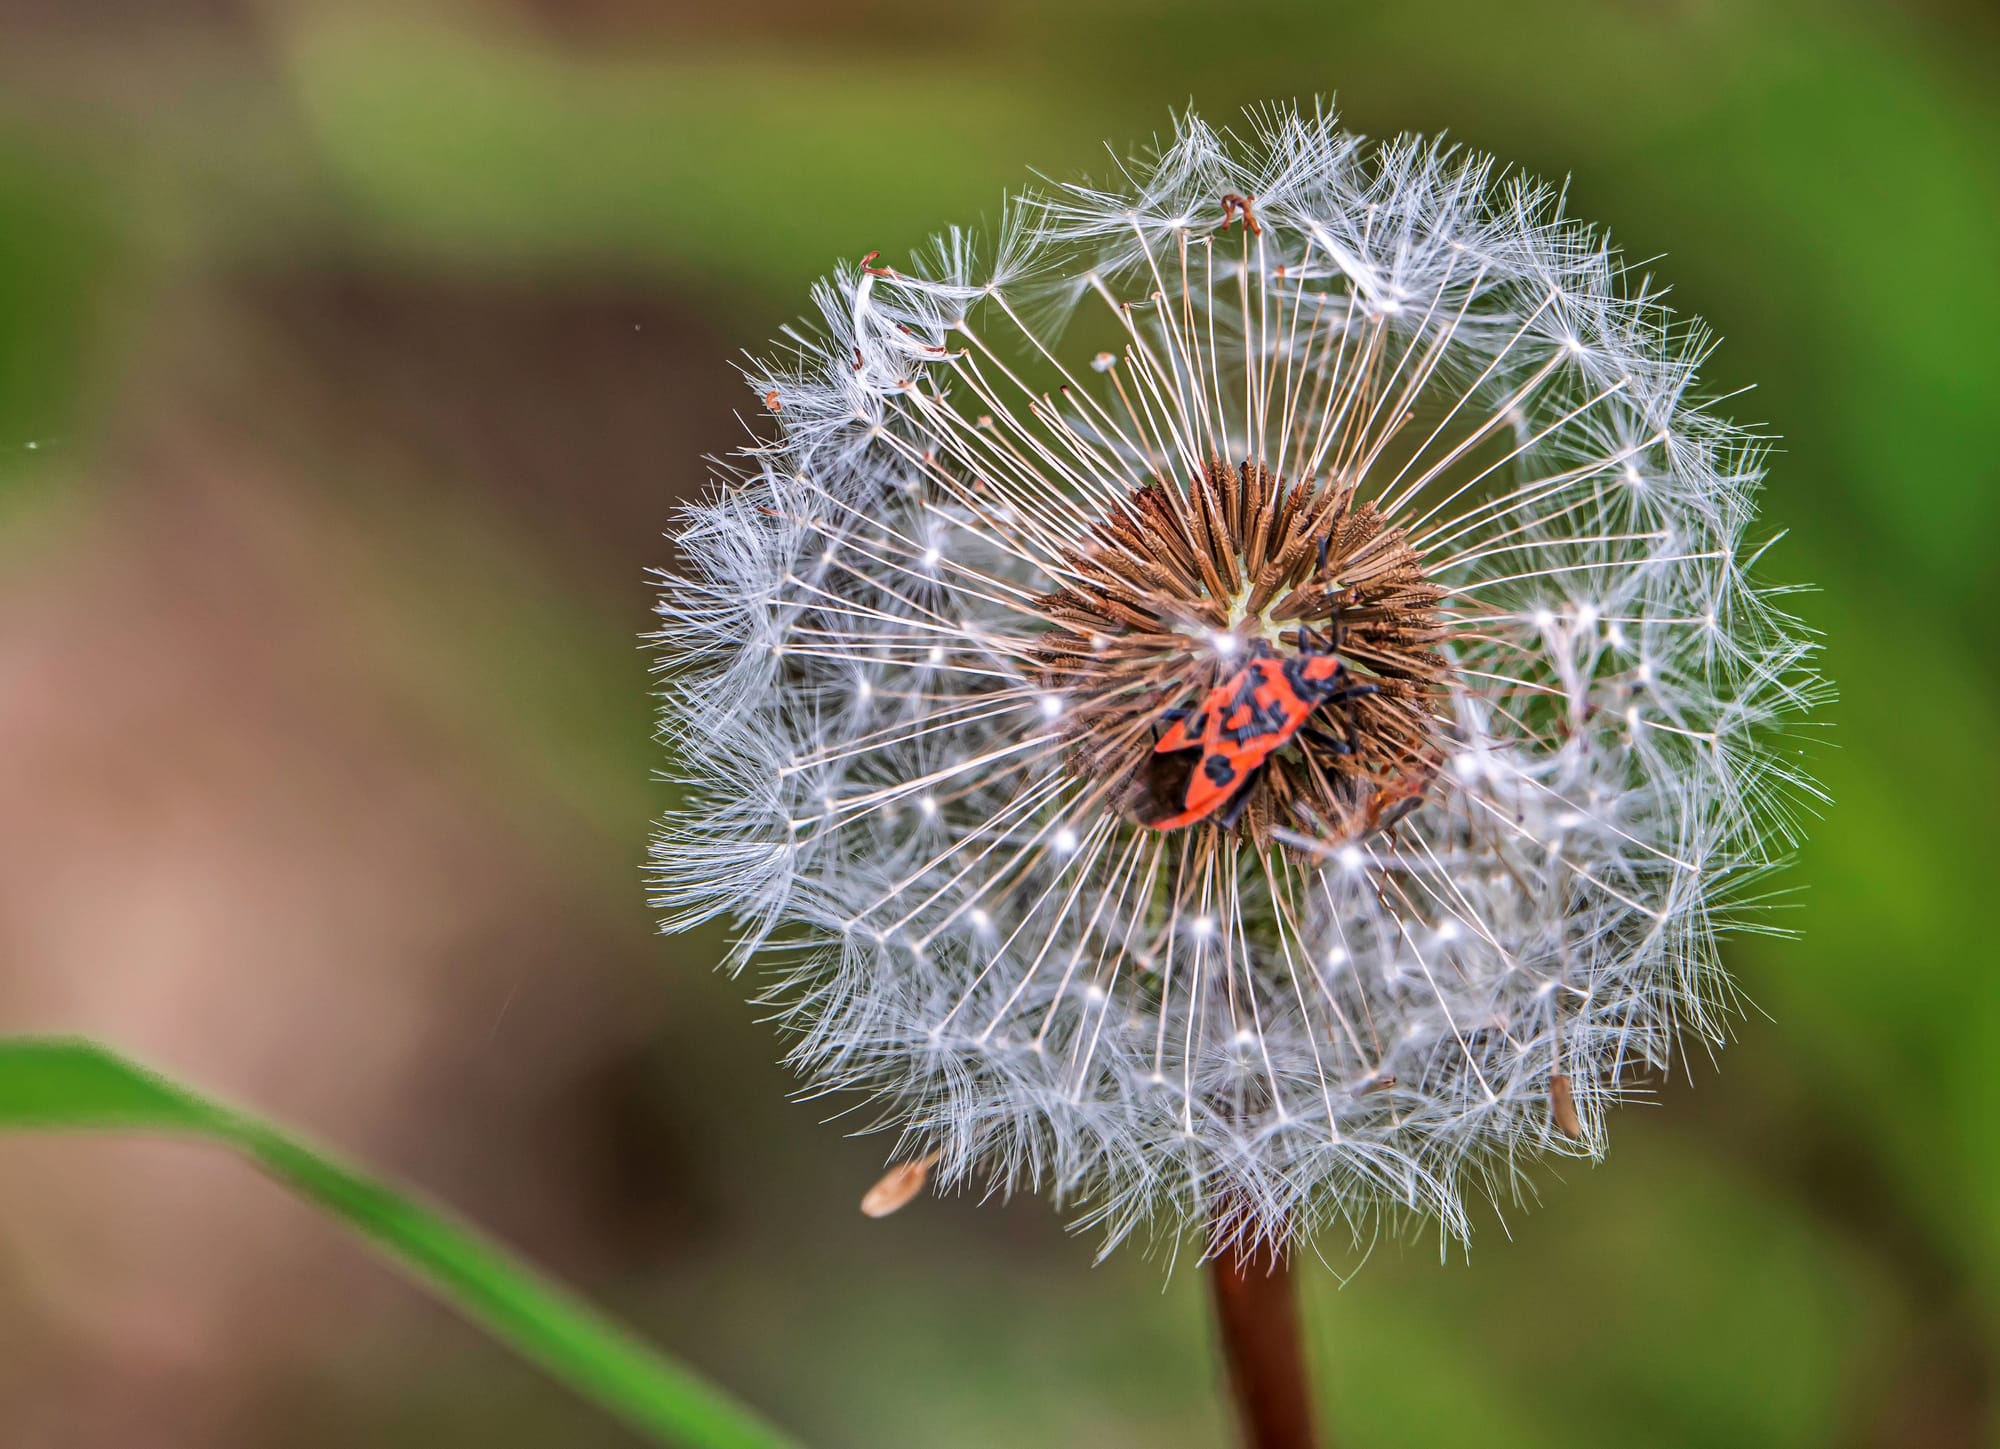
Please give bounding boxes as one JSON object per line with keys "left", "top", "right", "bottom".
{"left": 0, "top": 1, "right": 1994, "bottom": 1445}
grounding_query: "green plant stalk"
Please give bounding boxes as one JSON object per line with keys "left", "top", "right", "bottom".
{"left": 0, "top": 1037, "right": 803, "bottom": 1449}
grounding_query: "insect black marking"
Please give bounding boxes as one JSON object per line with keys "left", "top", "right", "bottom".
{"left": 1221, "top": 671, "right": 1288, "bottom": 744}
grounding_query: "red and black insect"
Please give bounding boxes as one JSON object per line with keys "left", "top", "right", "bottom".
{"left": 1146, "top": 614, "right": 1377, "bottom": 832}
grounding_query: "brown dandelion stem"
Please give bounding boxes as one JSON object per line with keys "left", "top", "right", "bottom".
{"left": 1207, "top": 1229, "right": 1321, "bottom": 1449}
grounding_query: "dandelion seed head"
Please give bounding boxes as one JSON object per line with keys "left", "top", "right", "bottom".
{"left": 649, "top": 105, "right": 1821, "bottom": 1259}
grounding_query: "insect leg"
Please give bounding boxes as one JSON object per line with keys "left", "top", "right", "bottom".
{"left": 1334, "top": 680, "right": 1378, "bottom": 753}
{"left": 1301, "top": 723, "right": 1354, "bottom": 756}
{"left": 1216, "top": 766, "right": 1265, "bottom": 830}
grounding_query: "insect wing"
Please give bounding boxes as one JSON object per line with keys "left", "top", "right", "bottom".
{"left": 1152, "top": 693, "right": 1215, "bottom": 755}
{"left": 1146, "top": 674, "right": 1237, "bottom": 828}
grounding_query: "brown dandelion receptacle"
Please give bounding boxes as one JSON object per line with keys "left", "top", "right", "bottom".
{"left": 1034, "top": 457, "right": 1446, "bottom": 849}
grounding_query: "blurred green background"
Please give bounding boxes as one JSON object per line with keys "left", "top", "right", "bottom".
{"left": 0, "top": 0, "right": 1993, "bottom": 1444}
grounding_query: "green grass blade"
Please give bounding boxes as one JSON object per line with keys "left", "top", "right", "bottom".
{"left": 0, "top": 1036, "right": 803, "bottom": 1449}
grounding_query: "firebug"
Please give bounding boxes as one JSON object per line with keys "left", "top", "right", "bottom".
{"left": 1146, "top": 632, "right": 1375, "bottom": 831}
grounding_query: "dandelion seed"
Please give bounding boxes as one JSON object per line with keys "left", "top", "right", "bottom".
{"left": 1549, "top": 1074, "right": 1583, "bottom": 1141}
{"left": 861, "top": 1152, "right": 941, "bottom": 1218}
{"left": 649, "top": 105, "right": 1821, "bottom": 1260}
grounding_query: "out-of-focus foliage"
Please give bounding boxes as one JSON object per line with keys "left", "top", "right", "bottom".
{"left": 0, "top": 1, "right": 1993, "bottom": 1445}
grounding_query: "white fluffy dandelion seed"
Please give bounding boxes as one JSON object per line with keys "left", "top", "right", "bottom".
{"left": 650, "top": 106, "right": 1821, "bottom": 1257}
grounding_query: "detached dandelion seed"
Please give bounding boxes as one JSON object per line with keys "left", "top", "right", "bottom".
{"left": 649, "top": 103, "right": 1820, "bottom": 1443}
